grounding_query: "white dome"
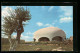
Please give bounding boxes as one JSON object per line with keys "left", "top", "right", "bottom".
{"left": 34, "top": 27, "right": 66, "bottom": 42}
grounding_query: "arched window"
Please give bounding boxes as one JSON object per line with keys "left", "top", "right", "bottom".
{"left": 52, "top": 36, "right": 63, "bottom": 41}
{"left": 38, "top": 37, "right": 50, "bottom": 41}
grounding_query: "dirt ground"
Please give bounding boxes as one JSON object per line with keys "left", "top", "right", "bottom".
{"left": 1, "top": 41, "right": 73, "bottom": 51}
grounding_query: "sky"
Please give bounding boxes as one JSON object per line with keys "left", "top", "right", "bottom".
{"left": 1, "top": 6, "right": 73, "bottom": 41}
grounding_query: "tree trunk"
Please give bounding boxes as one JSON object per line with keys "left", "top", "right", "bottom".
{"left": 16, "top": 32, "right": 21, "bottom": 44}
{"left": 8, "top": 35, "right": 13, "bottom": 51}
{"left": 16, "top": 21, "right": 24, "bottom": 44}
{"left": 8, "top": 35, "right": 18, "bottom": 51}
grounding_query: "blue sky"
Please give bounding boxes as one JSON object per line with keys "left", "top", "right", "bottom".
{"left": 1, "top": 6, "right": 73, "bottom": 41}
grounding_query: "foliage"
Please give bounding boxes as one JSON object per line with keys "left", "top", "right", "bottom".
{"left": 14, "top": 7, "right": 31, "bottom": 43}
{"left": 2, "top": 6, "right": 31, "bottom": 51}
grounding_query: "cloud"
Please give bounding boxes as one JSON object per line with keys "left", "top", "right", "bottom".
{"left": 60, "top": 6, "right": 73, "bottom": 16}
{"left": 1, "top": 7, "right": 15, "bottom": 25}
{"left": 1, "top": 35, "right": 8, "bottom": 38}
{"left": 1, "top": 18, "right": 4, "bottom": 25}
{"left": 8, "top": 34, "right": 33, "bottom": 41}
{"left": 59, "top": 17, "right": 72, "bottom": 23}
{"left": 2, "top": 6, "right": 14, "bottom": 17}
{"left": 36, "top": 22, "right": 55, "bottom": 27}
{"left": 36, "top": 22, "right": 43, "bottom": 26}
{"left": 48, "top": 6, "right": 54, "bottom": 12}
{"left": 45, "top": 24, "right": 54, "bottom": 27}
{"left": 26, "top": 31, "right": 34, "bottom": 35}
{"left": 12, "top": 34, "right": 24, "bottom": 39}
{"left": 23, "top": 21, "right": 28, "bottom": 24}
{"left": 1, "top": 31, "right": 8, "bottom": 38}
{"left": 12, "top": 34, "right": 33, "bottom": 41}
{"left": 44, "top": 20, "right": 57, "bottom": 27}
{"left": 1, "top": 31, "right": 33, "bottom": 41}
{"left": 20, "top": 34, "right": 33, "bottom": 41}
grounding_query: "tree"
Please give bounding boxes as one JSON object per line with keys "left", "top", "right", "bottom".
{"left": 2, "top": 6, "right": 31, "bottom": 51}
{"left": 2, "top": 13, "right": 18, "bottom": 51}
{"left": 15, "top": 7, "right": 31, "bottom": 43}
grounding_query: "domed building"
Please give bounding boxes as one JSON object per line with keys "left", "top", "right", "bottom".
{"left": 33, "top": 27, "right": 66, "bottom": 42}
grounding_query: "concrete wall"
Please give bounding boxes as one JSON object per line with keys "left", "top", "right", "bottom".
{"left": 34, "top": 27, "right": 66, "bottom": 42}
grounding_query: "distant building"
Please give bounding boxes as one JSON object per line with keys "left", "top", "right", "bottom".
{"left": 34, "top": 27, "right": 66, "bottom": 42}
{"left": 70, "top": 36, "right": 73, "bottom": 41}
